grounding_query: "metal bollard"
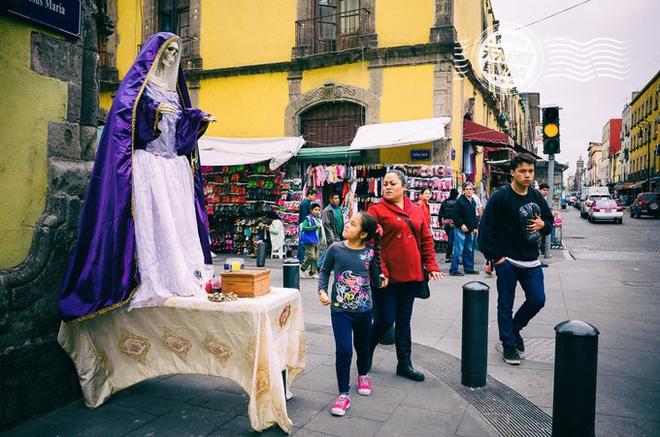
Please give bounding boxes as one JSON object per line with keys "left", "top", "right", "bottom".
{"left": 282, "top": 258, "right": 300, "bottom": 290}
{"left": 552, "top": 320, "right": 599, "bottom": 437}
{"left": 256, "top": 241, "right": 267, "bottom": 267}
{"left": 461, "top": 281, "right": 490, "bottom": 388}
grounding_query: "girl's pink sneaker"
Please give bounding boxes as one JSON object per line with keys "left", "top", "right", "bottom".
{"left": 357, "top": 375, "right": 372, "bottom": 395}
{"left": 331, "top": 394, "right": 351, "bottom": 416}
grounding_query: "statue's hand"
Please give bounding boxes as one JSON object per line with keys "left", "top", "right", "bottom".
{"left": 203, "top": 114, "right": 217, "bottom": 122}
{"left": 158, "top": 103, "right": 178, "bottom": 115}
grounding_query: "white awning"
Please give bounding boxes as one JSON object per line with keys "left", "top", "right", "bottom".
{"left": 198, "top": 136, "right": 305, "bottom": 170}
{"left": 349, "top": 117, "right": 451, "bottom": 151}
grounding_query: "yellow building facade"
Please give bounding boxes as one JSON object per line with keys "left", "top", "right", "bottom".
{"left": 0, "top": 16, "right": 68, "bottom": 268}
{"left": 629, "top": 70, "right": 660, "bottom": 191}
{"left": 101, "top": 0, "right": 532, "bottom": 187}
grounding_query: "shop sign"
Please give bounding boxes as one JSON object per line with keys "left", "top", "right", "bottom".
{"left": 4, "top": 0, "right": 81, "bottom": 38}
{"left": 411, "top": 149, "right": 431, "bottom": 161}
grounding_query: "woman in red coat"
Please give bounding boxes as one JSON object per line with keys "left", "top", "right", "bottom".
{"left": 417, "top": 187, "right": 432, "bottom": 226}
{"left": 368, "top": 171, "right": 443, "bottom": 381}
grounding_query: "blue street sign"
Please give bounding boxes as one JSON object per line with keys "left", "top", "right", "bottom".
{"left": 5, "top": 0, "right": 81, "bottom": 38}
{"left": 411, "top": 149, "right": 431, "bottom": 161}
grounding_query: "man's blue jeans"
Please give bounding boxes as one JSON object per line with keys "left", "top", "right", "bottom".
{"left": 494, "top": 260, "right": 546, "bottom": 348}
{"left": 449, "top": 228, "right": 474, "bottom": 273}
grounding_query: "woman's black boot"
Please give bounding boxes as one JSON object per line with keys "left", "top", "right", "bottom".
{"left": 395, "top": 336, "right": 425, "bottom": 381}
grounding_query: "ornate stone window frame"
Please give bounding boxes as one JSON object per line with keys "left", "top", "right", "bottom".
{"left": 285, "top": 81, "right": 379, "bottom": 138}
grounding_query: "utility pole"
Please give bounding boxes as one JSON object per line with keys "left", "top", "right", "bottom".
{"left": 545, "top": 155, "right": 555, "bottom": 259}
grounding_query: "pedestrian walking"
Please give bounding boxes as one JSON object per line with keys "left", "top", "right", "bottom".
{"left": 479, "top": 154, "right": 553, "bottom": 365}
{"left": 300, "top": 203, "right": 323, "bottom": 279}
{"left": 367, "top": 170, "right": 443, "bottom": 381}
{"left": 318, "top": 212, "right": 384, "bottom": 416}
{"left": 417, "top": 187, "right": 432, "bottom": 227}
{"left": 439, "top": 188, "right": 459, "bottom": 262}
{"left": 297, "top": 189, "right": 317, "bottom": 262}
{"left": 322, "top": 193, "right": 345, "bottom": 244}
{"left": 449, "top": 182, "right": 479, "bottom": 276}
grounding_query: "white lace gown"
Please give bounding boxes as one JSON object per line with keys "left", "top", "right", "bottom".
{"left": 127, "top": 83, "right": 212, "bottom": 310}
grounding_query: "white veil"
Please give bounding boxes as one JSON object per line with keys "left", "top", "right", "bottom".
{"left": 148, "top": 36, "right": 182, "bottom": 91}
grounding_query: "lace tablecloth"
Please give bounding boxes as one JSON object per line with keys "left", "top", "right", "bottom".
{"left": 58, "top": 287, "right": 306, "bottom": 432}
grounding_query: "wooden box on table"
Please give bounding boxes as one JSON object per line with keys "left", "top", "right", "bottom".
{"left": 220, "top": 269, "right": 271, "bottom": 297}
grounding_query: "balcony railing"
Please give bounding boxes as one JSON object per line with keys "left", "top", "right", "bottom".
{"left": 294, "top": 8, "right": 371, "bottom": 57}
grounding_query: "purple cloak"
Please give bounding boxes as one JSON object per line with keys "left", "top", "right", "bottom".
{"left": 59, "top": 32, "right": 212, "bottom": 321}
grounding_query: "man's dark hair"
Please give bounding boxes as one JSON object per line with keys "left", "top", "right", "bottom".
{"left": 307, "top": 189, "right": 317, "bottom": 196}
{"left": 539, "top": 183, "right": 549, "bottom": 190}
{"left": 510, "top": 154, "right": 536, "bottom": 171}
{"left": 330, "top": 193, "right": 341, "bottom": 199}
{"left": 310, "top": 203, "right": 321, "bottom": 210}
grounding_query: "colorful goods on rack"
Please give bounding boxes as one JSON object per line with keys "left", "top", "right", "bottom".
{"left": 274, "top": 178, "right": 303, "bottom": 257}
{"left": 305, "top": 164, "right": 387, "bottom": 213}
{"left": 202, "top": 164, "right": 283, "bottom": 255}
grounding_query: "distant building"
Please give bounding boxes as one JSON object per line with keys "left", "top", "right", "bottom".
{"left": 629, "top": 70, "right": 660, "bottom": 191}
{"left": 601, "top": 118, "right": 622, "bottom": 185}
{"left": 587, "top": 142, "right": 604, "bottom": 186}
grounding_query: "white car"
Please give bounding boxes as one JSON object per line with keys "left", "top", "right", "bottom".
{"left": 581, "top": 194, "right": 611, "bottom": 218}
{"left": 588, "top": 198, "right": 624, "bottom": 224}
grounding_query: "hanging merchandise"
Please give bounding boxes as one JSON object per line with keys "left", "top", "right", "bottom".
{"left": 203, "top": 163, "right": 284, "bottom": 255}
{"left": 275, "top": 178, "right": 303, "bottom": 256}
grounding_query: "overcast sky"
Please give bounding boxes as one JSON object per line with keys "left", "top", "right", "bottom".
{"left": 489, "top": 0, "right": 660, "bottom": 181}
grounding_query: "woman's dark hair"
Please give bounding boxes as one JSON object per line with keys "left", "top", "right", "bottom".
{"left": 266, "top": 210, "right": 280, "bottom": 220}
{"left": 421, "top": 187, "right": 432, "bottom": 195}
{"left": 449, "top": 188, "right": 459, "bottom": 200}
{"left": 356, "top": 212, "right": 382, "bottom": 279}
{"left": 385, "top": 170, "right": 407, "bottom": 187}
{"left": 510, "top": 154, "right": 536, "bottom": 171}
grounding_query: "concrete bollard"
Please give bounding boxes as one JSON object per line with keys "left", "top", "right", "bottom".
{"left": 256, "top": 241, "right": 267, "bottom": 267}
{"left": 282, "top": 258, "right": 300, "bottom": 290}
{"left": 461, "top": 281, "right": 490, "bottom": 388}
{"left": 552, "top": 320, "right": 599, "bottom": 437}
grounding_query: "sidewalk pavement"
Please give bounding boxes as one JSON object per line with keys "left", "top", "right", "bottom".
{"left": 6, "top": 324, "right": 501, "bottom": 437}
{"left": 7, "top": 235, "right": 659, "bottom": 436}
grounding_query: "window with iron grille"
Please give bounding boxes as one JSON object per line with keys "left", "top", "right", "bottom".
{"left": 300, "top": 102, "right": 365, "bottom": 148}
{"left": 158, "top": 0, "right": 191, "bottom": 59}
{"left": 295, "top": 0, "right": 368, "bottom": 56}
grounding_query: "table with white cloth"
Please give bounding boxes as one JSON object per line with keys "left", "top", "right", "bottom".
{"left": 57, "top": 287, "right": 306, "bottom": 433}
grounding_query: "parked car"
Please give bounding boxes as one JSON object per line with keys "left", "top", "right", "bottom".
{"left": 630, "top": 192, "right": 660, "bottom": 218}
{"left": 588, "top": 198, "right": 624, "bottom": 223}
{"left": 581, "top": 194, "right": 612, "bottom": 218}
{"left": 568, "top": 194, "right": 578, "bottom": 205}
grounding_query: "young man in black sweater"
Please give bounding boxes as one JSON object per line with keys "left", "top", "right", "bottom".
{"left": 479, "top": 154, "right": 553, "bottom": 365}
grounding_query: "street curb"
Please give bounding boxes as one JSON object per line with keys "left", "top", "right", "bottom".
{"left": 306, "top": 323, "right": 552, "bottom": 437}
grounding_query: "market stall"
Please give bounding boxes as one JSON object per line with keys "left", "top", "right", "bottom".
{"left": 198, "top": 137, "right": 305, "bottom": 255}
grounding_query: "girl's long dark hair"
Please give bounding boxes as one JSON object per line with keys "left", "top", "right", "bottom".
{"left": 357, "top": 212, "right": 382, "bottom": 280}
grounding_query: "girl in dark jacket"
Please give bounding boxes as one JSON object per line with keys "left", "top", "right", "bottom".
{"left": 367, "top": 171, "right": 444, "bottom": 381}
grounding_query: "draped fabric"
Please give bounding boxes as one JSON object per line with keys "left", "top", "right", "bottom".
{"left": 59, "top": 32, "right": 212, "bottom": 321}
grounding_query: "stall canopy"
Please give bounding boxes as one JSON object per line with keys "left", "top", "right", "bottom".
{"left": 198, "top": 136, "right": 305, "bottom": 170}
{"left": 463, "top": 119, "right": 514, "bottom": 148}
{"left": 349, "top": 117, "right": 451, "bottom": 151}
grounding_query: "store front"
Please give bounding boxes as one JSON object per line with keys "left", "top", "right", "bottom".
{"left": 462, "top": 119, "right": 516, "bottom": 197}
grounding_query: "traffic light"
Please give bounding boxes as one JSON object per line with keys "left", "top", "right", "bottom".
{"left": 542, "top": 107, "right": 560, "bottom": 155}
